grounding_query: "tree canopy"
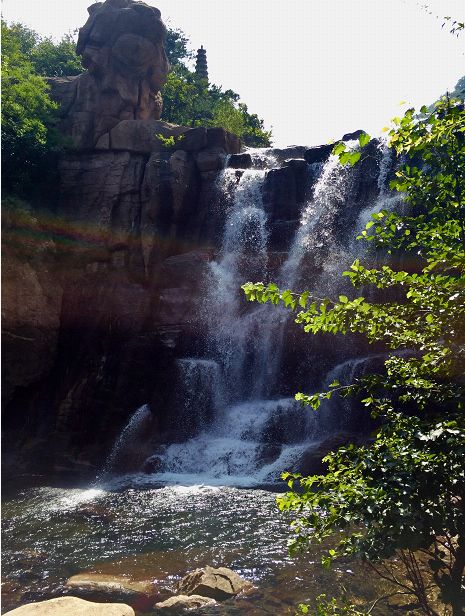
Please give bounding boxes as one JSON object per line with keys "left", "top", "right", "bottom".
{"left": 1, "top": 21, "right": 69, "bottom": 196}
{"left": 161, "top": 28, "right": 272, "bottom": 146}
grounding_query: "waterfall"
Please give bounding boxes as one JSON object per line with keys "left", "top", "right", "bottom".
{"left": 176, "top": 358, "right": 222, "bottom": 433}
{"left": 101, "top": 404, "right": 152, "bottom": 475}
{"left": 356, "top": 142, "right": 403, "bottom": 235}
{"left": 108, "top": 141, "right": 401, "bottom": 485}
{"left": 204, "top": 168, "right": 270, "bottom": 403}
{"left": 257, "top": 156, "right": 355, "bottom": 391}
{"left": 148, "top": 397, "right": 318, "bottom": 486}
{"left": 280, "top": 155, "right": 353, "bottom": 288}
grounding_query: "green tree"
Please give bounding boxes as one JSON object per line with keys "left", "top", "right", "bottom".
{"left": 209, "top": 98, "right": 246, "bottom": 137}
{"left": 31, "top": 33, "right": 82, "bottom": 77}
{"left": 164, "top": 27, "right": 193, "bottom": 66}
{"left": 160, "top": 26, "right": 272, "bottom": 146}
{"left": 1, "top": 21, "right": 64, "bottom": 196}
{"left": 243, "top": 97, "right": 465, "bottom": 615}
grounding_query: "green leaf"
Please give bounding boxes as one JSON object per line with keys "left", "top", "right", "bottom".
{"left": 358, "top": 132, "right": 370, "bottom": 147}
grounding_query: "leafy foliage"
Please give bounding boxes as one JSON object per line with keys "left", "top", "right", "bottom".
{"left": 161, "top": 30, "right": 272, "bottom": 146}
{"left": 1, "top": 21, "right": 66, "bottom": 197}
{"left": 243, "top": 97, "right": 465, "bottom": 615}
{"left": 299, "top": 595, "right": 365, "bottom": 615}
{"left": 154, "top": 132, "right": 184, "bottom": 149}
{"left": 2, "top": 21, "right": 83, "bottom": 76}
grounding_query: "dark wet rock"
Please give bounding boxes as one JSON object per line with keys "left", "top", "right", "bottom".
{"left": 270, "top": 145, "right": 307, "bottom": 162}
{"left": 195, "top": 147, "right": 227, "bottom": 172}
{"left": 255, "top": 443, "right": 282, "bottom": 466}
{"left": 296, "top": 433, "right": 363, "bottom": 476}
{"left": 176, "top": 566, "right": 253, "bottom": 601}
{"left": 263, "top": 166, "right": 297, "bottom": 224}
{"left": 342, "top": 129, "right": 366, "bottom": 141}
{"left": 143, "top": 455, "right": 163, "bottom": 473}
{"left": 228, "top": 153, "right": 252, "bottom": 169}
{"left": 284, "top": 158, "right": 310, "bottom": 202}
{"left": 303, "top": 143, "right": 334, "bottom": 164}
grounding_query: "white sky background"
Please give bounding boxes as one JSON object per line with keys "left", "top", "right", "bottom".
{"left": 2, "top": 0, "right": 464, "bottom": 147}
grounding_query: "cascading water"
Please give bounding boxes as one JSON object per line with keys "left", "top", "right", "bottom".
{"left": 258, "top": 154, "right": 356, "bottom": 390}
{"left": 205, "top": 168, "right": 270, "bottom": 402}
{"left": 280, "top": 153, "right": 354, "bottom": 288}
{"left": 101, "top": 404, "right": 152, "bottom": 475}
{"left": 105, "top": 141, "right": 400, "bottom": 486}
{"left": 176, "top": 358, "right": 222, "bottom": 433}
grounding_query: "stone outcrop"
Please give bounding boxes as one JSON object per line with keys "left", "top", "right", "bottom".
{"left": 175, "top": 566, "right": 252, "bottom": 601}
{"left": 2, "top": 208, "right": 63, "bottom": 406}
{"left": 65, "top": 574, "right": 159, "bottom": 611}
{"left": 3, "top": 597, "right": 135, "bottom": 616}
{"left": 49, "top": 0, "right": 170, "bottom": 149}
{"left": 154, "top": 595, "right": 217, "bottom": 611}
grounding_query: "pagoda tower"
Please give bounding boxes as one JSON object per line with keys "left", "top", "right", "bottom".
{"left": 195, "top": 45, "right": 208, "bottom": 83}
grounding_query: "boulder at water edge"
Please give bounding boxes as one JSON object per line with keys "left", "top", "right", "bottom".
{"left": 66, "top": 574, "right": 159, "bottom": 611}
{"left": 154, "top": 595, "right": 217, "bottom": 611}
{"left": 175, "top": 566, "right": 252, "bottom": 601}
{"left": 3, "top": 596, "right": 135, "bottom": 616}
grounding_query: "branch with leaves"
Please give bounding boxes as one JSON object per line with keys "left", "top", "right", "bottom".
{"left": 243, "top": 97, "right": 465, "bottom": 615}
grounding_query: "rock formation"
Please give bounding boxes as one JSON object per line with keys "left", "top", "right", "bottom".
{"left": 155, "top": 595, "right": 217, "bottom": 611}
{"left": 49, "top": 0, "right": 170, "bottom": 149}
{"left": 175, "top": 566, "right": 253, "bottom": 601}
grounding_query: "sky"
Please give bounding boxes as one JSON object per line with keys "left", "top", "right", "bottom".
{"left": 2, "top": 0, "right": 464, "bottom": 147}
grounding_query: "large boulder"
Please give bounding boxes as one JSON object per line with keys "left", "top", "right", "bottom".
{"left": 175, "top": 566, "right": 252, "bottom": 601}
{"left": 154, "top": 595, "right": 217, "bottom": 611}
{"left": 206, "top": 128, "right": 241, "bottom": 153}
{"left": 3, "top": 596, "right": 134, "bottom": 616}
{"left": 65, "top": 573, "right": 158, "bottom": 611}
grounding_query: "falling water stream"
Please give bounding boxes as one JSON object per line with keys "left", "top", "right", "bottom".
{"left": 2, "top": 143, "right": 400, "bottom": 614}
